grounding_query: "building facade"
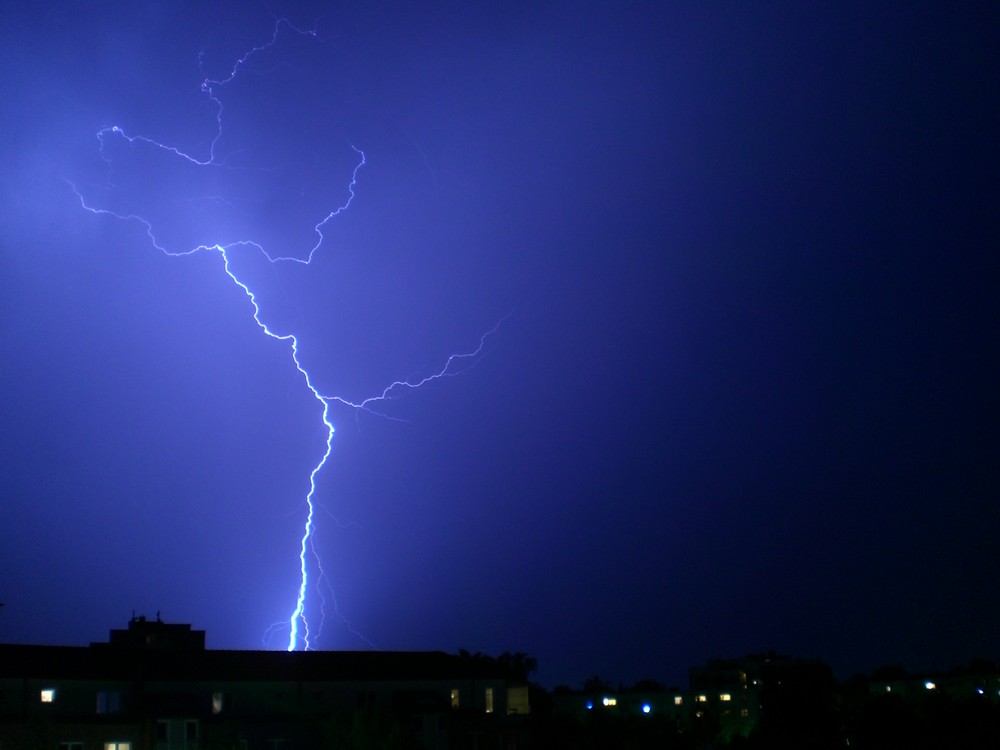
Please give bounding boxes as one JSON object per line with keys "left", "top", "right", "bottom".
{"left": 0, "top": 617, "right": 530, "bottom": 750}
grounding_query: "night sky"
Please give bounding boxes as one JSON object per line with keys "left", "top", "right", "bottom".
{"left": 1, "top": 2, "right": 997, "bottom": 689}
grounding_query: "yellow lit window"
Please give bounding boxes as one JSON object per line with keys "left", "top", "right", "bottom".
{"left": 696, "top": 694, "right": 707, "bottom": 703}
{"left": 720, "top": 693, "right": 732, "bottom": 701}
{"left": 41, "top": 689, "right": 56, "bottom": 703}
{"left": 674, "top": 696, "right": 683, "bottom": 705}
{"left": 506, "top": 685, "right": 530, "bottom": 715}
{"left": 485, "top": 687, "right": 494, "bottom": 714}
{"left": 602, "top": 696, "right": 617, "bottom": 707}
{"left": 450, "top": 689, "right": 460, "bottom": 708}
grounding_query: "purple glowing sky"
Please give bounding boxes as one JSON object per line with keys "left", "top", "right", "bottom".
{"left": 1, "top": 2, "right": 997, "bottom": 688}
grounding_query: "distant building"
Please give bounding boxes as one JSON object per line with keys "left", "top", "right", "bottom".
{"left": 552, "top": 651, "right": 834, "bottom": 743}
{"left": 552, "top": 686, "right": 688, "bottom": 723}
{"left": 0, "top": 616, "right": 530, "bottom": 750}
{"left": 686, "top": 656, "right": 760, "bottom": 739}
{"left": 869, "top": 667, "right": 1000, "bottom": 702}
{"left": 689, "top": 651, "right": 835, "bottom": 740}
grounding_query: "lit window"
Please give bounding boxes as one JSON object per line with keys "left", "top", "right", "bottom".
{"left": 720, "top": 693, "right": 732, "bottom": 701}
{"left": 485, "top": 687, "right": 494, "bottom": 714}
{"left": 105, "top": 743, "right": 132, "bottom": 750}
{"left": 674, "top": 696, "right": 683, "bottom": 705}
{"left": 641, "top": 703, "right": 651, "bottom": 714}
{"left": 213, "top": 692, "right": 224, "bottom": 714}
{"left": 740, "top": 708, "right": 749, "bottom": 717}
{"left": 602, "top": 696, "right": 617, "bottom": 707}
{"left": 924, "top": 681, "right": 936, "bottom": 690}
{"left": 41, "top": 689, "right": 56, "bottom": 703}
{"left": 696, "top": 694, "right": 707, "bottom": 703}
{"left": 506, "top": 685, "right": 530, "bottom": 715}
{"left": 695, "top": 710, "right": 704, "bottom": 718}
{"left": 885, "top": 686, "right": 892, "bottom": 693}
{"left": 450, "top": 689, "right": 460, "bottom": 709}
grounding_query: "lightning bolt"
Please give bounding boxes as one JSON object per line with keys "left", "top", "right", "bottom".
{"left": 67, "top": 18, "right": 501, "bottom": 651}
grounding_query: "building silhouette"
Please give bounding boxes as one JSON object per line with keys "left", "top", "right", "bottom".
{"left": 0, "top": 616, "right": 530, "bottom": 750}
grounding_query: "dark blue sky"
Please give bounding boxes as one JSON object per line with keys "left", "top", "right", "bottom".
{"left": 1, "top": 2, "right": 997, "bottom": 689}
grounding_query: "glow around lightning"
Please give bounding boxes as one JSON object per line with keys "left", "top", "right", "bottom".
{"left": 69, "top": 19, "right": 500, "bottom": 651}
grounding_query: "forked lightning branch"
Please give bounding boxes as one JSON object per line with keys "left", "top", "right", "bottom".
{"left": 69, "top": 18, "right": 500, "bottom": 652}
